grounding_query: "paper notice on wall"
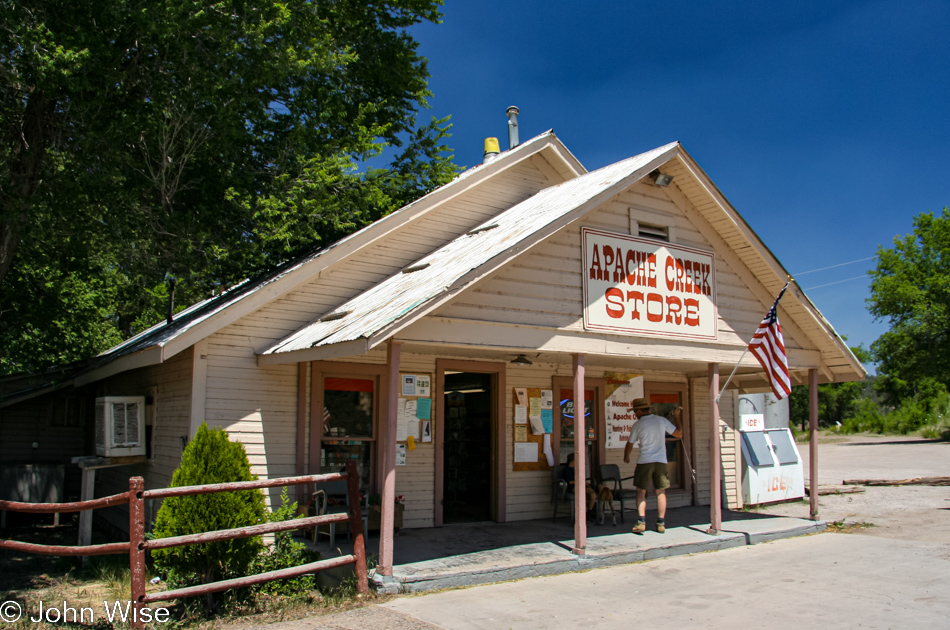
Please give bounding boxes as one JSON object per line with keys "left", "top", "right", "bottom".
{"left": 529, "top": 415, "right": 544, "bottom": 435}
{"left": 396, "top": 398, "right": 408, "bottom": 442}
{"left": 514, "top": 424, "right": 527, "bottom": 442}
{"left": 402, "top": 374, "right": 416, "bottom": 396}
{"left": 416, "top": 397, "right": 432, "bottom": 419}
{"left": 422, "top": 420, "right": 432, "bottom": 442}
{"left": 540, "top": 389, "right": 553, "bottom": 409}
{"left": 514, "top": 442, "right": 538, "bottom": 463}
{"left": 529, "top": 397, "right": 542, "bottom": 417}
{"left": 604, "top": 379, "right": 642, "bottom": 449}
{"left": 542, "top": 433, "right": 555, "bottom": 466}
{"left": 515, "top": 388, "right": 527, "bottom": 406}
{"left": 514, "top": 405, "right": 527, "bottom": 424}
{"left": 541, "top": 408, "right": 553, "bottom": 433}
{"left": 396, "top": 443, "right": 407, "bottom": 465}
{"left": 415, "top": 375, "right": 431, "bottom": 397}
{"left": 407, "top": 435, "right": 416, "bottom": 450}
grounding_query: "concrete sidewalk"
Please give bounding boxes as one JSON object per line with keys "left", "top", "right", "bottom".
{"left": 369, "top": 515, "right": 823, "bottom": 593}
{"left": 304, "top": 506, "right": 825, "bottom": 594}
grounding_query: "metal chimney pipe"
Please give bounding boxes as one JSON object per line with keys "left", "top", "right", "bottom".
{"left": 506, "top": 106, "right": 520, "bottom": 149}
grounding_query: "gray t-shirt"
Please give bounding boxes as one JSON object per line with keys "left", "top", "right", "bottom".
{"left": 629, "top": 413, "right": 677, "bottom": 464}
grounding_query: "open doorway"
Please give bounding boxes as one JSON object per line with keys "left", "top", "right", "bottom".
{"left": 442, "top": 371, "right": 493, "bottom": 524}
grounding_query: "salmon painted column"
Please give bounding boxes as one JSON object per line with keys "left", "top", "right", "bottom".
{"left": 708, "top": 363, "right": 722, "bottom": 534}
{"left": 809, "top": 368, "right": 819, "bottom": 520}
{"left": 572, "top": 353, "right": 587, "bottom": 555}
{"left": 378, "top": 340, "right": 402, "bottom": 576}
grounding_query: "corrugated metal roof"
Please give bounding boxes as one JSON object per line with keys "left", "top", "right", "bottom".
{"left": 67, "top": 131, "right": 575, "bottom": 377}
{"left": 262, "top": 142, "right": 680, "bottom": 357}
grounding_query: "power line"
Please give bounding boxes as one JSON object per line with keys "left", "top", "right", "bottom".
{"left": 794, "top": 256, "right": 875, "bottom": 276}
{"left": 803, "top": 275, "right": 869, "bottom": 291}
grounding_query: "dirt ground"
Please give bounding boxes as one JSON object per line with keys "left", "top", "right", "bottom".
{"left": 756, "top": 433, "right": 950, "bottom": 543}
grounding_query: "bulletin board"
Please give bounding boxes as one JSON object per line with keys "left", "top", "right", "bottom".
{"left": 396, "top": 373, "right": 434, "bottom": 464}
{"left": 512, "top": 387, "right": 554, "bottom": 472}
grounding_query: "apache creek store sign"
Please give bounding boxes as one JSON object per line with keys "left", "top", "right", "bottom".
{"left": 582, "top": 228, "right": 718, "bottom": 341}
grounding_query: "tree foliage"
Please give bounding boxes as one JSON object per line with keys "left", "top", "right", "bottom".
{"left": 788, "top": 345, "right": 872, "bottom": 431}
{"left": 867, "top": 208, "right": 950, "bottom": 405}
{"left": 0, "top": 0, "right": 456, "bottom": 374}
{"left": 152, "top": 423, "right": 267, "bottom": 608}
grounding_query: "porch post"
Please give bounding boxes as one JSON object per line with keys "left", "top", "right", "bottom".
{"left": 378, "top": 339, "right": 402, "bottom": 577}
{"left": 572, "top": 353, "right": 586, "bottom": 555}
{"left": 809, "top": 368, "right": 819, "bottom": 520}
{"left": 708, "top": 363, "right": 722, "bottom": 534}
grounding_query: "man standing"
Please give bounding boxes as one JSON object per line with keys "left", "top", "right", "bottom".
{"left": 623, "top": 400, "right": 683, "bottom": 533}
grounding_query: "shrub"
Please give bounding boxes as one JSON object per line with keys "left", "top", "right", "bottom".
{"left": 253, "top": 488, "right": 319, "bottom": 596}
{"left": 151, "top": 423, "right": 267, "bottom": 610}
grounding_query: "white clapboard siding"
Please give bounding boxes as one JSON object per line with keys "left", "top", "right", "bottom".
{"left": 197, "top": 158, "right": 566, "bottom": 494}
{"left": 504, "top": 364, "right": 560, "bottom": 521}
{"left": 392, "top": 353, "right": 437, "bottom": 529}
{"left": 430, "top": 180, "right": 815, "bottom": 358}
{"left": 93, "top": 348, "right": 195, "bottom": 533}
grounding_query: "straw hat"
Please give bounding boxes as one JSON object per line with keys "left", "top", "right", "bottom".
{"left": 632, "top": 398, "right": 650, "bottom": 411}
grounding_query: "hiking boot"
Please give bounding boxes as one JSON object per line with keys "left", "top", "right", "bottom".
{"left": 656, "top": 521, "right": 666, "bottom": 534}
{"left": 631, "top": 521, "right": 646, "bottom": 533}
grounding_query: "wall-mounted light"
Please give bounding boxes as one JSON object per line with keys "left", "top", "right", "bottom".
{"left": 651, "top": 170, "right": 674, "bottom": 187}
{"left": 510, "top": 354, "right": 533, "bottom": 366}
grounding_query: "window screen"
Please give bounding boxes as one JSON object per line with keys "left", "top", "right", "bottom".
{"left": 742, "top": 431, "right": 774, "bottom": 467}
{"left": 767, "top": 429, "right": 799, "bottom": 465}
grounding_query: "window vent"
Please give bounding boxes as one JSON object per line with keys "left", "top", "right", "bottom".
{"left": 95, "top": 397, "right": 146, "bottom": 457}
{"left": 638, "top": 224, "right": 670, "bottom": 242}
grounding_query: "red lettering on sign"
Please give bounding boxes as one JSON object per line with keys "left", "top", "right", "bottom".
{"left": 605, "top": 288, "right": 624, "bottom": 319}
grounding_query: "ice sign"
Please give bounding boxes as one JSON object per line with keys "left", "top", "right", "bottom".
{"left": 740, "top": 413, "right": 764, "bottom": 432}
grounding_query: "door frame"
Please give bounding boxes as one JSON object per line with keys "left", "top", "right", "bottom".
{"left": 643, "top": 381, "right": 693, "bottom": 501}
{"left": 434, "top": 359, "right": 507, "bottom": 526}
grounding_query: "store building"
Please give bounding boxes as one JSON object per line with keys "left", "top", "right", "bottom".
{"left": 0, "top": 129, "right": 864, "bottom": 575}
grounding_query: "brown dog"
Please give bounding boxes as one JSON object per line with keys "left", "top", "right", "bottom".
{"left": 596, "top": 485, "right": 617, "bottom": 525}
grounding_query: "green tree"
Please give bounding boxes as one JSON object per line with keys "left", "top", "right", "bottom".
{"left": 867, "top": 208, "right": 950, "bottom": 405}
{"left": 0, "top": 0, "right": 456, "bottom": 374}
{"left": 152, "top": 423, "right": 268, "bottom": 611}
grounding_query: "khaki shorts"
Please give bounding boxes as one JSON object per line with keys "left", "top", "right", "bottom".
{"left": 633, "top": 462, "right": 670, "bottom": 491}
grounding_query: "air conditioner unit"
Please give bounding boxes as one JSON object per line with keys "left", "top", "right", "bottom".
{"left": 95, "top": 396, "right": 146, "bottom": 457}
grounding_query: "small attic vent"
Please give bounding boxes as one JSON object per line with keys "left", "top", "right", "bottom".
{"left": 402, "top": 263, "right": 430, "bottom": 274}
{"left": 638, "top": 224, "right": 670, "bottom": 242}
{"left": 319, "top": 310, "right": 351, "bottom": 322}
{"left": 467, "top": 224, "right": 499, "bottom": 236}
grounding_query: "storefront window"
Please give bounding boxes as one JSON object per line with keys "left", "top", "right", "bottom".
{"left": 322, "top": 377, "right": 375, "bottom": 489}
{"left": 559, "top": 388, "right": 596, "bottom": 475}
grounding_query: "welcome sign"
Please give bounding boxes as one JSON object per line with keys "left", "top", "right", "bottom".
{"left": 582, "top": 228, "right": 717, "bottom": 340}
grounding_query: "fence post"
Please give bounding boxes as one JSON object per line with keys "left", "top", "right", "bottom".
{"left": 129, "top": 477, "right": 146, "bottom": 629}
{"left": 344, "top": 460, "right": 369, "bottom": 594}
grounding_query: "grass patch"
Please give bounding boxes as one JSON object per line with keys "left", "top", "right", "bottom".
{"left": 1, "top": 523, "right": 378, "bottom": 630}
{"left": 827, "top": 519, "right": 876, "bottom": 534}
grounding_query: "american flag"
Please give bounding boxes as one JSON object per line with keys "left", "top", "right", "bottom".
{"left": 748, "top": 284, "right": 791, "bottom": 399}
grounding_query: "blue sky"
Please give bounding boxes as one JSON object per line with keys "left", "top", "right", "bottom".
{"left": 410, "top": 0, "right": 950, "bottom": 360}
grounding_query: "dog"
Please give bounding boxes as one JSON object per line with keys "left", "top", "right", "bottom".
{"left": 596, "top": 484, "right": 617, "bottom": 526}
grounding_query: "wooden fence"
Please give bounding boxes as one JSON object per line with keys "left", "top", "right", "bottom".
{"left": 0, "top": 460, "right": 368, "bottom": 628}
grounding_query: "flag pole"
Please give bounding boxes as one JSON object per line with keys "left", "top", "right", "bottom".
{"left": 715, "top": 347, "right": 751, "bottom": 404}
{"left": 716, "top": 279, "right": 792, "bottom": 403}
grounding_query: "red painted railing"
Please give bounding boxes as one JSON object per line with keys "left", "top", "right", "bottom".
{"left": 0, "top": 460, "right": 368, "bottom": 628}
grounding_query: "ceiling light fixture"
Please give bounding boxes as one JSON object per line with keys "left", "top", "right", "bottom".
{"left": 510, "top": 354, "right": 533, "bottom": 366}
{"left": 652, "top": 170, "right": 674, "bottom": 187}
